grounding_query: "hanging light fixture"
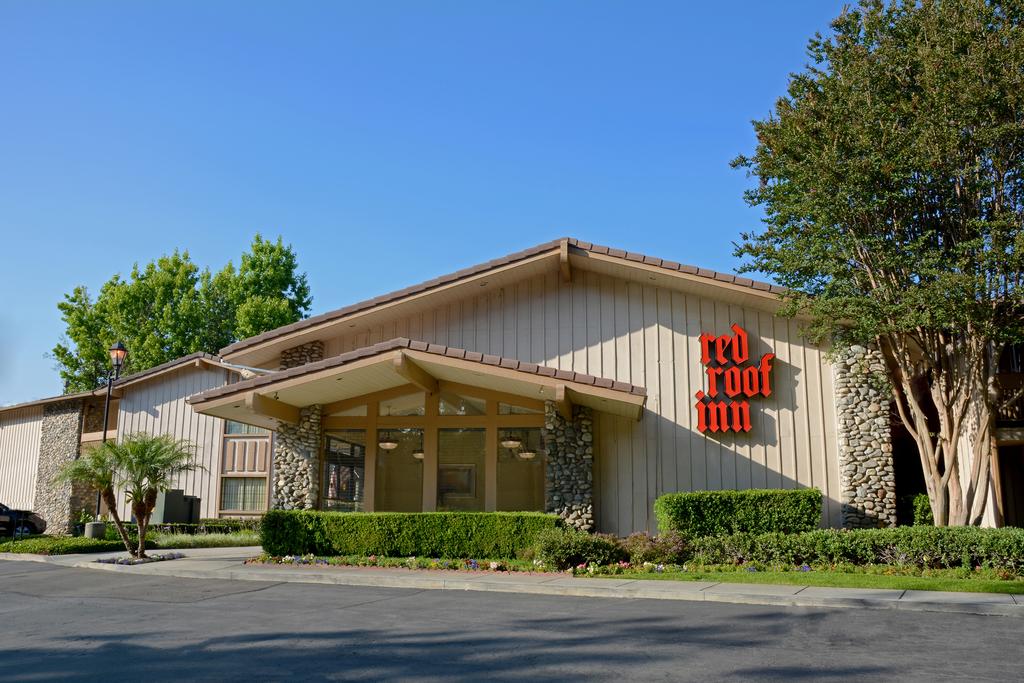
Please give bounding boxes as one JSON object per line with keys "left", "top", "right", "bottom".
{"left": 517, "top": 450, "right": 537, "bottom": 461}
{"left": 500, "top": 432, "right": 522, "bottom": 449}
{"left": 378, "top": 433, "right": 399, "bottom": 450}
{"left": 412, "top": 449, "right": 425, "bottom": 460}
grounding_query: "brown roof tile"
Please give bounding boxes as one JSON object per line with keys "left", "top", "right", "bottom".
{"left": 189, "top": 338, "right": 647, "bottom": 405}
{"left": 219, "top": 237, "right": 785, "bottom": 356}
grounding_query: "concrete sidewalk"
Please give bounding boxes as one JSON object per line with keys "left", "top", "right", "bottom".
{"left": 3, "top": 546, "right": 1022, "bottom": 617}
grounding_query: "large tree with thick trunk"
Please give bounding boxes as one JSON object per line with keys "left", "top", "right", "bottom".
{"left": 734, "top": 0, "right": 1024, "bottom": 525}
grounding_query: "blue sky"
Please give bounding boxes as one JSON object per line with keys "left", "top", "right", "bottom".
{"left": 0, "top": 1, "right": 846, "bottom": 405}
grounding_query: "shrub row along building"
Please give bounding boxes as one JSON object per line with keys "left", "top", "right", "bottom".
{"left": 2, "top": 238, "right": 1022, "bottom": 534}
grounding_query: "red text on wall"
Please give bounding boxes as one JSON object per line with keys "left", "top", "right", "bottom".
{"left": 694, "top": 324, "right": 774, "bottom": 433}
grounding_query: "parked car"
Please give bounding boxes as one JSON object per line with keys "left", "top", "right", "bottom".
{"left": 0, "top": 503, "right": 47, "bottom": 537}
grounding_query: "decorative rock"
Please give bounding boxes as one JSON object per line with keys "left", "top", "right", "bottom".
{"left": 33, "top": 399, "right": 88, "bottom": 535}
{"left": 542, "top": 403, "right": 594, "bottom": 532}
{"left": 832, "top": 344, "right": 897, "bottom": 528}
{"left": 272, "top": 342, "right": 325, "bottom": 510}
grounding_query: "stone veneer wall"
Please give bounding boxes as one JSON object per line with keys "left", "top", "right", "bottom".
{"left": 272, "top": 406, "right": 323, "bottom": 510}
{"left": 280, "top": 341, "right": 325, "bottom": 370}
{"left": 33, "top": 400, "right": 84, "bottom": 535}
{"left": 542, "top": 403, "right": 594, "bottom": 532}
{"left": 832, "top": 344, "right": 897, "bottom": 528}
{"left": 272, "top": 341, "right": 325, "bottom": 510}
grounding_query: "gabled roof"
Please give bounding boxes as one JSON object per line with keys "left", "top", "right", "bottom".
{"left": 0, "top": 352, "right": 233, "bottom": 415}
{"left": 220, "top": 237, "right": 785, "bottom": 363}
{"left": 189, "top": 337, "right": 647, "bottom": 426}
{"left": 193, "top": 337, "right": 646, "bottom": 404}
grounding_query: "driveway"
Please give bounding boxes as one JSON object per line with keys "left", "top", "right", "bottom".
{"left": 0, "top": 560, "right": 1019, "bottom": 681}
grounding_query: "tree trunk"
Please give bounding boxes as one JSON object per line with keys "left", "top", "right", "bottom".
{"left": 100, "top": 488, "right": 137, "bottom": 557}
{"left": 878, "top": 332, "right": 996, "bottom": 527}
{"left": 135, "top": 488, "right": 159, "bottom": 559}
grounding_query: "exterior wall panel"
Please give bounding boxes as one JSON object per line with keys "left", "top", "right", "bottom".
{"left": 114, "top": 366, "right": 229, "bottom": 519}
{"left": 0, "top": 406, "right": 44, "bottom": 510}
{"left": 321, "top": 269, "right": 843, "bottom": 535}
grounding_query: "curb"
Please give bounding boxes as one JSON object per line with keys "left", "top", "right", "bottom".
{"left": 4, "top": 552, "right": 1021, "bottom": 617}
{"left": 74, "top": 559, "right": 1024, "bottom": 618}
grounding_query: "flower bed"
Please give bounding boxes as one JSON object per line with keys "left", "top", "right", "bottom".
{"left": 249, "top": 553, "right": 547, "bottom": 573}
{"left": 95, "top": 551, "right": 187, "bottom": 566}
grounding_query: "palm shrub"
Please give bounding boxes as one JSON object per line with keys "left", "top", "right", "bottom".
{"left": 57, "top": 434, "right": 199, "bottom": 558}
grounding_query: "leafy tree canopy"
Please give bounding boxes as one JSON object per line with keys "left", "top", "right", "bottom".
{"left": 53, "top": 234, "right": 311, "bottom": 392}
{"left": 734, "top": 0, "right": 1024, "bottom": 525}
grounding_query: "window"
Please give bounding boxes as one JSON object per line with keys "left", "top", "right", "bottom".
{"left": 498, "top": 402, "right": 543, "bottom": 415}
{"left": 323, "top": 431, "right": 366, "bottom": 512}
{"left": 220, "top": 477, "right": 267, "bottom": 512}
{"left": 225, "top": 421, "right": 269, "bottom": 435}
{"left": 437, "top": 428, "right": 485, "bottom": 511}
{"left": 375, "top": 428, "right": 424, "bottom": 512}
{"left": 335, "top": 404, "right": 367, "bottom": 417}
{"left": 379, "top": 393, "right": 425, "bottom": 417}
{"left": 438, "top": 391, "right": 486, "bottom": 416}
{"left": 497, "top": 428, "right": 545, "bottom": 511}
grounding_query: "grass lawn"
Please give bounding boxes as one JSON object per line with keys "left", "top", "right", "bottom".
{"left": 0, "top": 531, "right": 260, "bottom": 555}
{"left": 0, "top": 536, "right": 143, "bottom": 555}
{"left": 600, "top": 569, "right": 1024, "bottom": 595}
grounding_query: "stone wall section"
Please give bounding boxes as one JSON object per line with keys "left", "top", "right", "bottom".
{"left": 272, "top": 406, "right": 322, "bottom": 510}
{"left": 542, "top": 402, "right": 594, "bottom": 532}
{"left": 33, "top": 400, "right": 84, "bottom": 535}
{"left": 832, "top": 344, "right": 897, "bottom": 528}
{"left": 272, "top": 341, "right": 325, "bottom": 510}
{"left": 280, "top": 340, "right": 325, "bottom": 370}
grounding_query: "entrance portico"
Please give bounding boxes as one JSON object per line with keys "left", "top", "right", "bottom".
{"left": 187, "top": 338, "right": 645, "bottom": 529}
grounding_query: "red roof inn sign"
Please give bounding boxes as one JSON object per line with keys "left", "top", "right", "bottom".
{"left": 695, "top": 324, "right": 775, "bottom": 434}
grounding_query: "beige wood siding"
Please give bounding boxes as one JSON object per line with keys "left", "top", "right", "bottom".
{"left": 321, "top": 269, "right": 842, "bottom": 535}
{"left": 0, "top": 406, "right": 44, "bottom": 510}
{"left": 114, "top": 366, "right": 229, "bottom": 520}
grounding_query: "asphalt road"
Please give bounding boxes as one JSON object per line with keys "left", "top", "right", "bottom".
{"left": 0, "top": 560, "right": 1020, "bottom": 682}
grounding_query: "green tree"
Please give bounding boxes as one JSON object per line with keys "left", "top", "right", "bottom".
{"left": 57, "top": 434, "right": 199, "bottom": 557}
{"left": 733, "top": 1, "right": 1024, "bottom": 526}
{"left": 52, "top": 234, "right": 312, "bottom": 391}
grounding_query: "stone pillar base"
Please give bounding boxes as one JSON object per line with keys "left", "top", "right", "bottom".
{"left": 543, "top": 403, "right": 594, "bottom": 532}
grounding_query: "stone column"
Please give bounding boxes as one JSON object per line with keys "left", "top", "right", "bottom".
{"left": 272, "top": 406, "right": 323, "bottom": 510}
{"left": 33, "top": 399, "right": 85, "bottom": 535}
{"left": 272, "top": 341, "right": 325, "bottom": 510}
{"left": 542, "top": 403, "right": 594, "bottom": 532}
{"left": 832, "top": 344, "right": 897, "bottom": 528}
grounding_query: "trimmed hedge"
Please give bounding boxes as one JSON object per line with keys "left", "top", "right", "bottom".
{"left": 690, "top": 526, "right": 1024, "bottom": 573}
{"left": 261, "top": 510, "right": 561, "bottom": 559}
{"left": 655, "top": 488, "right": 822, "bottom": 536}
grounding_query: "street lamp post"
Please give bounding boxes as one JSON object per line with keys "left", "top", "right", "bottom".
{"left": 94, "top": 341, "right": 127, "bottom": 517}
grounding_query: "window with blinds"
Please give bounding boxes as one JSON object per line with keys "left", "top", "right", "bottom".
{"left": 220, "top": 477, "right": 267, "bottom": 512}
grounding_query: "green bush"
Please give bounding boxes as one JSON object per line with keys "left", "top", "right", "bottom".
{"left": 0, "top": 536, "right": 153, "bottom": 555}
{"left": 261, "top": 510, "right": 561, "bottom": 559}
{"left": 533, "top": 527, "right": 627, "bottom": 569}
{"left": 654, "top": 488, "right": 822, "bottom": 536}
{"left": 913, "top": 494, "right": 934, "bottom": 526}
{"left": 689, "top": 526, "right": 1024, "bottom": 573}
{"left": 622, "top": 531, "right": 689, "bottom": 565}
